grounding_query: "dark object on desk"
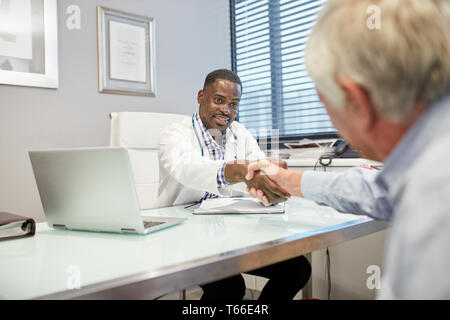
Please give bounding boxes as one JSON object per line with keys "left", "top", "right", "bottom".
{"left": 0, "top": 212, "right": 36, "bottom": 241}
{"left": 317, "top": 140, "right": 360, "bottom": 168}
{"left": 331, "top": 139, "right": 360, "bottom": 158}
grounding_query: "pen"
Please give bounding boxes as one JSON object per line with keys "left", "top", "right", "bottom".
{"left": 184, "top": 200, "right": 202, "bottom": 209}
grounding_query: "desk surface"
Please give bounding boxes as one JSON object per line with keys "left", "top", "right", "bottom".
{"left": 0, "top": 198, "right": 389, "bottom": 300}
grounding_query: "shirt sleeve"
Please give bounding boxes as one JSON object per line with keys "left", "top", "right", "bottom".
{"left": 217, "top": 161, "right": 230, "bottom": 187}
{"left": 300, "top": 167, "right": 392, "bottom": 220}
{"left": 216, "top": 161, "right": 233, "bottom": 196}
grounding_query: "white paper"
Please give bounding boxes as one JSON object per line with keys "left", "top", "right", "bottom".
{"left": 194, "top": 197, "right": 285, "bottom": 215}
{"left": 109, "top": 20, "right": 147, "bottom": 82}
{"left": 0, "top": 0, "right": 32, "bottom": 60}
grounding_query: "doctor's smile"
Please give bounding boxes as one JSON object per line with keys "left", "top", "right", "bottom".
{"left": 197, "top": 77, "right": 240, "bottom": 133}
{"left": 213, "top": 114, "right": 230, "bottom": 127}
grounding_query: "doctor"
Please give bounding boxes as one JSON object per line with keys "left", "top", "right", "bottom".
{"left": 157, "top": 69, "right": 290, "bottom": 207}
{"left": 157, "top": 69, "right": 311, "bottom": 300}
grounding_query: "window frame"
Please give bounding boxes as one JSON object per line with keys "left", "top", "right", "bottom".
{"left": 229, "top": 0, "right": 339, "bottom": 142}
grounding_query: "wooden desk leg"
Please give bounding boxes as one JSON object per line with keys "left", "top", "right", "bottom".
{"left": 302, "top": 253, "right": 313, "bottom": 299}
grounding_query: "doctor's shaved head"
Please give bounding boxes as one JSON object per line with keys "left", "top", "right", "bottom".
{"left": 203, "top": 69, "right": 242, "bottom": 92}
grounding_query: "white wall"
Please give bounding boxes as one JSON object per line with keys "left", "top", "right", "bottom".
{"left": 0, "top": 0, "right": 231, "bottom": 222}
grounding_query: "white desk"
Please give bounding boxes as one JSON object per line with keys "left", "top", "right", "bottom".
{"left": 0, "top": 198, "right": 388, "bottom": 300}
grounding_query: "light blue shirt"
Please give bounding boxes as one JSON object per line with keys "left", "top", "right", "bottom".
{"left": 301, "top": 94, "right": 450, "bottom": 299}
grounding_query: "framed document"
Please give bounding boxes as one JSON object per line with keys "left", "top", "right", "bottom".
{"left": 0, "top": 0, "right": 58, "bottom": 88}
{"left": 97, "top": 6, "right": 156, "bottom": 96}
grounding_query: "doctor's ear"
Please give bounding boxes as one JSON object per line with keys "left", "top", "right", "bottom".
{"left": 197, "top": 90, "right": 204, "bottom": 105}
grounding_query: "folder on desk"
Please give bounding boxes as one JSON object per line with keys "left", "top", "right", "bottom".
{"left": 193, "top": 197, "right": 285, "bottom": 215}
{"left": 0, "top": 212, "right": 36, "bottom": 241}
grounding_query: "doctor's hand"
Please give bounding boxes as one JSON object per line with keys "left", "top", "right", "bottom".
{"left": 245, "top": 160, "right": 304, "bottom": 206}
{"left": 224, "top": 160, "right": 291, "bottom": 206}
{"left": 244, "top": 170, "right": 291, "bottom": 206}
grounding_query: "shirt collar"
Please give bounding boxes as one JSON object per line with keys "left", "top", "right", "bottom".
{"left": 194, "top": 112, "right": 228, "bottom": 147}
{"left": 376, "top": 93, "right": 450, "bottom": 191}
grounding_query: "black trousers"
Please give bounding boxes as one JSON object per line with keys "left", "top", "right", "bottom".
{"left": 200, "top": 255, "right": 311, "bottom": 301}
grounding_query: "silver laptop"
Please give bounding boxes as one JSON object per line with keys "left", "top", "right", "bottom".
{"left": 29, "top": 147, "right": 186, "bottom": 234}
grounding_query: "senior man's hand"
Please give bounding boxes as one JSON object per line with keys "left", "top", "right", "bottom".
{"left": 243, "top": 170, "right": 290, "bottom": 205}
{"left": 245, "top": 160, "right": 304, "bottom": 205}
{"left": 224, "top": 159, "right": 291, "bottom": 205}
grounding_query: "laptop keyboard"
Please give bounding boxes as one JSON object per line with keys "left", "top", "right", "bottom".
{"left": 143, "top": 221, "right": 165, "bottom": 229}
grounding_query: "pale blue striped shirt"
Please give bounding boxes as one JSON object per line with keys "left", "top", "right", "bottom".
{"left": 301, "top": 94, "right": 450, "bottom": 299}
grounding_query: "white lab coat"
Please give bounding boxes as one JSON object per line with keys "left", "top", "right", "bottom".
{"left": 156, "top": 116, "right": 266, "bottom": 207}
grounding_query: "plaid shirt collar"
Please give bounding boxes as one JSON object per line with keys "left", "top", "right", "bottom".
{"left": 193, "top": 112, "right": 231, "bottom": 201}
{"left": 194, "top": 112, "right": 227, "bottom": 158}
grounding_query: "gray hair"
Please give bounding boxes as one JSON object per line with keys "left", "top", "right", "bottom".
{"left": 306, "top": 0, "right": 450, "bottom": 123}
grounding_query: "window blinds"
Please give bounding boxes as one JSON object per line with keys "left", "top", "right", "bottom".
{"left": 232, "top": 0, "right": 336, "bottom": 138}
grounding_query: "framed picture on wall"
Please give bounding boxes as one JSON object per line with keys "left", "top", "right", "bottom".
{"left": 97, "top": 6, "right": 156, "bottom": 96}
{"left": 0, "top": 0, "right": 59, "bottom": 88}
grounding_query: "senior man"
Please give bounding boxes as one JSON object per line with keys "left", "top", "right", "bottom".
{"left": 246, "top": 0, "right": 450, "bottom": 299}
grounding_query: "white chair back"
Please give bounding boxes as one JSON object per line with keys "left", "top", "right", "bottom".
{"left": 110, "top": 112, "right": 189, "bottom": 209}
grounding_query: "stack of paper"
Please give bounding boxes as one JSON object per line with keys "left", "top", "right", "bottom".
{"left": 193, "top": 197, "right": 285, "bottom": 215}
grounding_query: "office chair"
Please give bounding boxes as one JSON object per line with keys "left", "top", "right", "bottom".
{"left": 110, "top": 111, "right": 190, "bottom": 300}
{"left": 110, "top": 111, "right": 189, "bottom": 210}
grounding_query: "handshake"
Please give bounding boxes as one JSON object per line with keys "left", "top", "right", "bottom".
{"left": 225, "top": 159, "right": 302, "bottom": 207}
